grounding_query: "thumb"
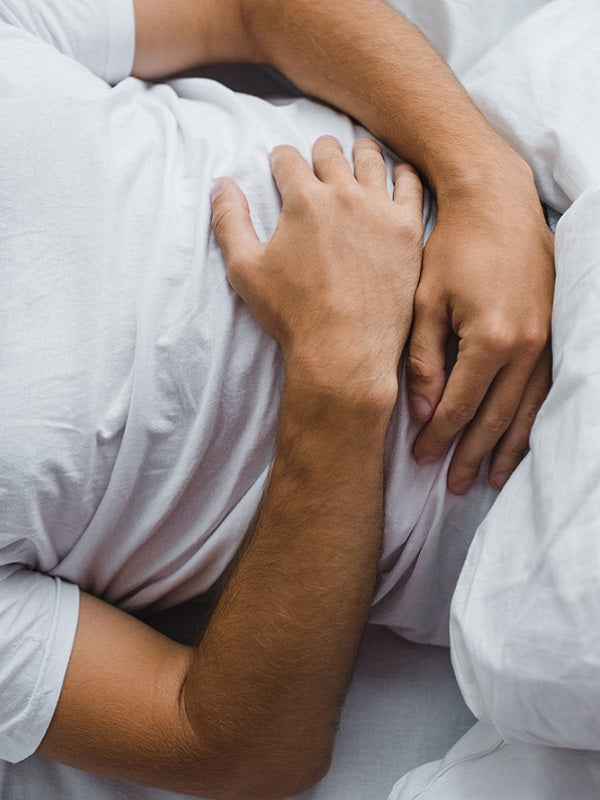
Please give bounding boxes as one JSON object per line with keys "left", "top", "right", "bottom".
{"left": 211, "top": 178, "right": 262, "bottom": 289}
{"left": 406, "top": 297, "right": 449, "bottom": 422}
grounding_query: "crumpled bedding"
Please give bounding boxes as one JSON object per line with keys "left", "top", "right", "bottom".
{"left": 389, "top": 0, "right": 600, "bottom": 797}
{"left": 448, "top": 0, "right": 600, "bottom": 752}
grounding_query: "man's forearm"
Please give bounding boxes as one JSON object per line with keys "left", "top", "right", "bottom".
{"left": 182, "top": 373, "right": 392, "bottom": 800}
{"left": 134, "top": 0, "right": 522, "bottom": 193}
{"left": 242, "top": 0, "right": 523, "bottom": 194}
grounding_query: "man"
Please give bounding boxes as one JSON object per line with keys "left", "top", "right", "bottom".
{"left": 0, "top": 0, "right": 553, "bottom": 797}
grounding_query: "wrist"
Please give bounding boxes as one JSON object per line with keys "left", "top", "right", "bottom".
{"left": 283, "top": 360, "right": 397, "bottom": 434}
{"left": 433, "top": 138, "right": 536, "bottom": 207}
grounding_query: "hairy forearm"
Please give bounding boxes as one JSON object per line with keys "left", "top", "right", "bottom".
{"left": 134, "top": 0, "right": 528, "bottom": 194}
{"left": 242, "top": 0, "right": 525, "bottom": 194}
{"left": 181, "top": 373, "right": 392, "bottom": 799}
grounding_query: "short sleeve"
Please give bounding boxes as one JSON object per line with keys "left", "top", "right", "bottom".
{"left": 0, "top": 0, "right": 135, "bottom": 84}
{"left": 0, "top": 567, "right": 80, "bottom": 763}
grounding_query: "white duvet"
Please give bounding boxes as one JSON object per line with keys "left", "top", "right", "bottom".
{"left": 392, "top": 0, "right": 600, "bottom": 797}
{"left": 452, "top": 0, "right": 600, "bottom": 750}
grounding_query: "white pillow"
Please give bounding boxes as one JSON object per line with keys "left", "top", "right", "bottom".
{"left": 462, "top": 0, "right": 600, "bottom": 212}
{"left": 391, "top": 0, "right": 550, "bottom": 77}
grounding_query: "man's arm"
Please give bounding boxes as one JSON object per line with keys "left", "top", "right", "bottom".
{"left": 39, "top": 138, "right": 424, "bottom": 799}
{"left": 133, "top": 0, "right": 554, "bottom": 495}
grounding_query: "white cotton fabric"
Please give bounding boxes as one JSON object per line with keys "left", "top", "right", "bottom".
{"left": 0, "top": 0, "right": 497, "bottom": 763}
{"left": 451, "top": 0, "right": 600, "bottom": 752}
{"left": 461, "top": 0, "right": 600, "bottom": 213}
{"left": 394, "top": 0, "right": 551, "bottom": 78}
{"left": 451, "top": 187, "right": 600, "bottom": 751}
{"left": 388, "top": 721, "right": 600, "bottom": 800}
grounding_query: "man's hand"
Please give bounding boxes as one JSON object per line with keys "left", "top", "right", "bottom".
{"left": 211, "top": 136, "right": 423, "bottom": 400}
{"left": 409, "top": 160, "right": 555, "bottom": 493}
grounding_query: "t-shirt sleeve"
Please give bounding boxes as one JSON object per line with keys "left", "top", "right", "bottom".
{"left": 0, "top": 0, "right": 135, "bottom": 84}
{"left": 0, "top": 566, "right": 80, "bottom": 763}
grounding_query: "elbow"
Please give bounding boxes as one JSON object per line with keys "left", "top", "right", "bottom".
{"left": 213, "top": 748, "right": 332, "bottom": 800}
{"left": 185, "top": 738, "right": 333, "bottom": 800}
{"left": 242, "top": 760, "right": 331, "bottom": 800}
{"left": 179, "top": 680, "right": 335, "bottom": 798}
{"left": 261, "top": 752, "right": 333, "bottom": 800}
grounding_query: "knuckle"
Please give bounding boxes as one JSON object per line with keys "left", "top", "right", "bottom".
{"left": 498, "top": 441, "right": 528, "bottom": 466}
{"left": 392, "top": 213, "right": 422, "bottom": 242}
{"left": 444, "top": 402, "right": 476, "bottom": 428}
{"left": 481, "top": 413, "right": 513, "bottom": 438}
{"left": 422, "top": 429, "right": 451, "bottom": 455}
{"left": 517, "top": 400, "right": 542, "bottom": 431}
{"left": 520, "top": 322, "right": 548, "bottom": 358}
{"left": 359, "top": 154, "right": 386, "bottom": 175}
{"left": 334, "top": 181, "right": 360, "bottom": 208}
{"left": 406, "top": 353, "right": 437, "bottom": 384}
{"left": 454, "top": 450, "right": 482, "bottom": 475}
{"left": 480, "top": 325, "right": 515, "bottom": 356}
{"left": 290, "top": 181, "right": 319, "bottom": 209}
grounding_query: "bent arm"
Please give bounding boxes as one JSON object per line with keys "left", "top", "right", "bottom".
{"left": 133, "top": 0, "right": 510, "bottom": 192}
{"left": 40, "top": 386, "right": 389, "bottom": 800}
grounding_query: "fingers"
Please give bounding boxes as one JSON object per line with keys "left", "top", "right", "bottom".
{"left": 413, "top": 334, "right": 548, "bottom": 495}
{"left": 270, "top": 145, "right": 318, "bottom": 203}
{"left": 272, "top": 137, "right": 417, "bottom": 202}
{"left": 488, "top": 344, "right": 552, "bottom": 490}
{"left": 393, "top": 162, "right": 423, "bottom": 208}
{"left": 444, "top": 357, "right": 533, "bottom": 494}
{"left": 352, "top": 138, "right": 388, "bottom": 190}
{"left": 312, "top": 135, "right": 353, "bottom": 183}
{"left": 412, "top": 338, "right": 500, "bottom": 470}
{"left": 406, "top": 302, "right": 450, "bottom": 425}
{"left": 210, "top": 177, "right": 262, "bottom": 294}
{"left": 392, "top": 162, "right": 425, "bottom": 235}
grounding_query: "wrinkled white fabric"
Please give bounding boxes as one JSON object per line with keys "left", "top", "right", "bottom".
{"left": 392, "top": 2, "right": 600, "bottom": 798}
{"left": 388, "top": 721, "right": 600, "bottom": 800}
{"left": 395, "top": 0, "right": 550, "bottom": 77}
{"left": 452, "top": 183, "right": 600, "bottom": 751}
{"left": 462, "top": 0, "right": 600, "bottom": 212}
{"left": 450, "top": 0, "right": 600, "bottom": 752}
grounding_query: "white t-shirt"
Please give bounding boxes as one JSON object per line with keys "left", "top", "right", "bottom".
{"left": 0, "top": 0, "right": 496, "bottom": 763}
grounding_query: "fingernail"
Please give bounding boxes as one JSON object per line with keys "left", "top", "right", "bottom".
{"left": 491, "top": 471, "right": 511, "bottom": 490}
{"left": 451, "top": 478, "right": 474, "bottom": 495}
{"left": 415, "top": 454, "right": 437, "bottom": 467}
{"left": 410, "top": 396, "right": 432, "bottom": 421}
{"left": 210, "top": 178, "right": 228, "bottom": 202}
